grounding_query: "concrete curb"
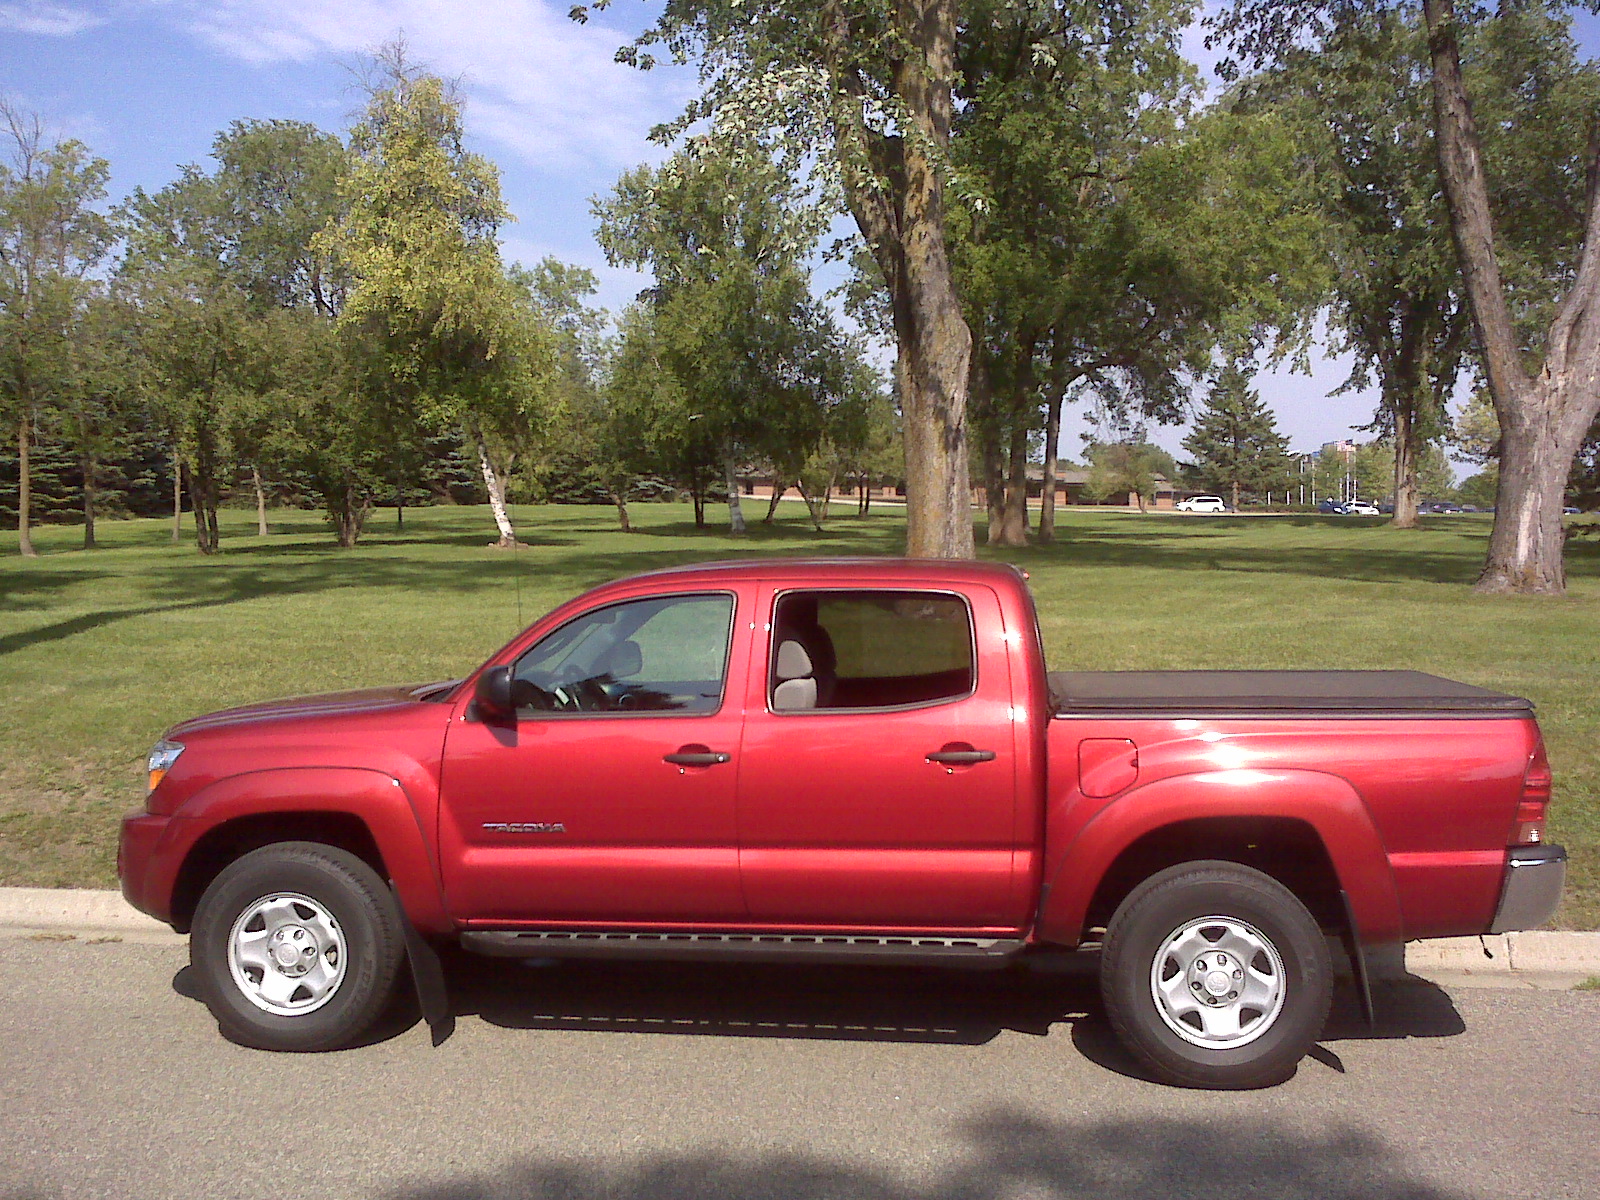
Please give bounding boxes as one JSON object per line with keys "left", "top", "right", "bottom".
{"left": 0, "top": 887, "right": 185, "bottom": 944}
{"left": 2, "top": 889, "right": 1598, "bottom": 977}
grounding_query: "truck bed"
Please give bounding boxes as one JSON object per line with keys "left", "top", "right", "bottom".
{"left": 1048, "top": 670, "right": 1532, "bottom": 718}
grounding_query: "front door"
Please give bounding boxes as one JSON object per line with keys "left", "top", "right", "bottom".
{"left": 735, "top": 585, "right": 1022, "bottom": 931}
{"left": 440, "top": 590, "right": 749, "bottom": 924}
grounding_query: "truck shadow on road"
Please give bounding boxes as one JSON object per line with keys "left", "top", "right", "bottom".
{"left": 411, "top": 953, "right": 1465, "bottom": 1081}
{"left": 372, "top": 1108, "right": 1473, "bottom": 1200}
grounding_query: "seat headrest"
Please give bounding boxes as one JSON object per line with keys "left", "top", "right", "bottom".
{"left": 774, "top": 639, "right": 814, "bottom": 681}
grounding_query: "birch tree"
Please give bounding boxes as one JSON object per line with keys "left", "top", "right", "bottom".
{"left": 320, "top": 51, "right": 554, "bottom": 548}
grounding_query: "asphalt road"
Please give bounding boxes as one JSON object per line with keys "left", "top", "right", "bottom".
{"left": 2, "top": 936, "right": 1597, "bottom": 1200}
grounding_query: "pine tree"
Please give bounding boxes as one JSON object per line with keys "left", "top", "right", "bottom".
{"left": 1182, "top": 366, "right": 1293, "bottom": 509}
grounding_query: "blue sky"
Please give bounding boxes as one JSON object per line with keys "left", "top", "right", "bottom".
{"left": 3, "top": 0, "right": 1597, "bottom": 468}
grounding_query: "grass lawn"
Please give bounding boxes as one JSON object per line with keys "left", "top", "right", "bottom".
{"left": 2, "top": 501, "right": 1596, "bottom": 928}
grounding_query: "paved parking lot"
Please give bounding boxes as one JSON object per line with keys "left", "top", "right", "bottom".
{"left": 2, "top": 936, "right": 1597, "bottom": 1200}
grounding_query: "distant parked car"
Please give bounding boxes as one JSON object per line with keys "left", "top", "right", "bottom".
{"left": 1564, "top": 506, "right": 1581, "bottom": 515}
{"left": 1177, "top": 495, "right": 1228, "bottom": 513}
{"left": 1316, "top": 498, "right": 1348, "bottom": 514}
{"left": 1378, "top": 502, "right": 1395, "bottom": 514}
{"left": 1425, "top": 501, "right": 1463, "bottom": 514}
{"left": 1344, "top": 501, "right": 1380, "bottom": 516}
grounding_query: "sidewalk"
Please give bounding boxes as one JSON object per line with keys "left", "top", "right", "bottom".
{"left": 3, "top": 888, "right": 1597, "bottom": 985}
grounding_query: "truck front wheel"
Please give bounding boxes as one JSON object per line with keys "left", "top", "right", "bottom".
{"left": 1100, "top": 861, "right": 1333, "bottom": 1088}
{"left": 190, "top": 842, "right": 405, "bottom": 1051}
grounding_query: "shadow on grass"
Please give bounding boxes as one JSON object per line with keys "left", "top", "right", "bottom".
{"left": 376, "top": 1108, "right": 1470, "bottom": 1200}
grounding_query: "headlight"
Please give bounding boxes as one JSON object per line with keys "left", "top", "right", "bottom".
{"left": 147, "top": 739, "right": 184, "bottom": 794}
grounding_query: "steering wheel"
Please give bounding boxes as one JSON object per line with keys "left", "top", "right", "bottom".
{"left": 510, "top": 671, "right": 563, "bottom": 712}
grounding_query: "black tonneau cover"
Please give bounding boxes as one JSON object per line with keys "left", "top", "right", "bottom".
{"left": 1049, "top": 670, "right": 1532, "bottom": 718}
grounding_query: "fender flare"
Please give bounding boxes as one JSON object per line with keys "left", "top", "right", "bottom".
{"left": 1034, "top": 768, "right": 1401, "bottom": 947}
{"left": 162, "top": 766, "right": 453, "bottom": 935}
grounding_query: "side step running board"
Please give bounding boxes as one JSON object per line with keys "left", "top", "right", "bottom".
{"left": 460, "top": 929, "right": 1026, "bottom": 969}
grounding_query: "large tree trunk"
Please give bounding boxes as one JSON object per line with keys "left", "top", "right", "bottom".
{"left": 724, "top": 445, "right": 747, "bottom": 535}
{"left": 824, "top": 0, "right": 973, "bottom": 559}
{"left": 611, "top": 490, "right": 632, "bottom": 532}
{"left": 171, "top": 447, "right": 183, "bottom": 543}
{"left": 1391, "top": 403, "right": 1421, "bottom": 530}
{"left": 80, "top": 451, "right": 96, "bottom": 549}
{"left": 252, "top": 464, "right": 270, "bottom": 537}
{"left": 764, "top": 478, "right": 786, "bottom": 523}
{"left": 992, "top": 422, "right": 1030, "bottom": 547}
{"left": 1424, "top": 0, "right": 1600, "bottom": 593}
{"left": 16, "top": 411, "right": 36, "bottom": 557}
{"left": 1039, "top": 389, "right": 1063, "bottom": 544}
{"left": 474, "top": 434, "right": 519, "bottom": 548}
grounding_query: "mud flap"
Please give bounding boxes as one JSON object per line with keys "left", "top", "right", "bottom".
{"left": 1339, "top": 889, "right": 1376, "bottom": 1027}
{"left": 390, "top": 883, "right": 453, "bottom": 1045}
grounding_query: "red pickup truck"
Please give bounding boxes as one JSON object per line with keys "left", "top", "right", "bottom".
{"left": 119, "top": 558, "right": 1565, "bottom": 1087}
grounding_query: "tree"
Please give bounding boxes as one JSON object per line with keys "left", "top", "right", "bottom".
{"left": 595, "top": 143, "right": 850, "bottom": 535}
{"left": 1235, "top": 7, "right": 1468, "bottom": 530}
{"left": 119, "top": 166, "right": 251, "bottom": 555}
{"left": 212, "top": 118, "right": 351, "bottom": 538}
{"left": 948, "top": 3, "right": 1326, "bottom": 547}
{"left": 0, "top": 101, "right": 112, "bottom": 555}
{"left": 1083, "top": 440, "right": 1179, "bottom": 512}
{"left": 1217, "top": 0, "right": 1600, "bottom": 593}
{"left": 1181, "top": 365, "right": 1292, "bottom": 508}
{"left": 579, "top": 0, "right": 977, "bottom": 557}
{"left": 1353, "top": 437, "right": 1453, "bottom": 503}
{"left": 515, "top": 259, "right": 641, "bottom": 529}
{"left": 319, "top": 50, "right": 555, "bottom": 548}
{"left": 1449, "top": 389, "right": 1500, "bottom": 466}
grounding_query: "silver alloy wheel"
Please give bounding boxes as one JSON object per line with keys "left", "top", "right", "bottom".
{"left": 1149, "top": 915, "right": 1286, "bottom": 1049}
{"left": 227, "top": 892, "right": 348, "bottom": 1017}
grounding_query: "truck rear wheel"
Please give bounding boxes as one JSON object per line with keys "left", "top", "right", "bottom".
{"left": 1100, "top": 861, "right": 1332, "bottom": 1088}
{"left": 190, "top": 842, "right": 404, "bottom": 1051}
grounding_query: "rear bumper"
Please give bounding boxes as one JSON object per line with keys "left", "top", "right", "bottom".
{"left": 1488, "top": 844, "right": 1567, "bottom": 934}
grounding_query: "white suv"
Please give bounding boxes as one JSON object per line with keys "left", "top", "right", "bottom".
{"left": 1176, "top": 495, "right": 1227, "bottom": 513}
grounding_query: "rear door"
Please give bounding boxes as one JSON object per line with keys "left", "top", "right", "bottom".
{"left": 735, "top": 584, "right": 1023, "bottom": 930}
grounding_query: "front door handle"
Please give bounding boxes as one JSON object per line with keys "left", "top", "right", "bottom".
{"left": 664, "top": 750, "right": 731, "bottom": 766}
{"left": 926, "top": 748, "right": 996, "bottom": 765}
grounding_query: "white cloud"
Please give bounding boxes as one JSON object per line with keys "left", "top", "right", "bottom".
{"left": 0, "top": 2, "right": 105, "bottom": 36}
{"left": 151, "top": 0, "right": 691, "bottom": 176}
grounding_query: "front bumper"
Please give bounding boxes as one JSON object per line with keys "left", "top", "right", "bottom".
{"left": 1488, "top": 844, "right": 1567, "bottom": 933}
{"left": 118, "top": 810, "right": 174, "bottom": 924}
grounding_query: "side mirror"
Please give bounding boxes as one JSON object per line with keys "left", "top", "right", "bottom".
{"left": 473, "top": 665, "right": 515, "bottom": 721}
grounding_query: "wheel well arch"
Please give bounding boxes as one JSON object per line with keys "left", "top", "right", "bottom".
{"left": 1079, "top": 816, "right": 1346, "bottom": 940}
{"left": 170, "top": 811, "right": 389, "bottom": 933}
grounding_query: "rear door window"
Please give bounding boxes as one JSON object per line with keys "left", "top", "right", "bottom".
{"left": 768, "top": 590, "right": 974, "bottom": 712}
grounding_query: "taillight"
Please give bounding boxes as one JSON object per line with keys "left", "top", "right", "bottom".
{"left": 1511, "top": 743, "right": 1552, "bottom": 846}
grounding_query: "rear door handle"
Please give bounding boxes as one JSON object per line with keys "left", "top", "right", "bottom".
{"left": 926, "top": 749, "right": 996, "bottom": 765}
{"left": 663, "top": 751, "right": 731, "bottom": 766}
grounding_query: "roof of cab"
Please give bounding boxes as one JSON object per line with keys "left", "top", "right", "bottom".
{"left": 608, "top": 557, "right": 1028, "bottom": 590}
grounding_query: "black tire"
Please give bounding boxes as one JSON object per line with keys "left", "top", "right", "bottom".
{"left": 191, "top": 842, "right": 405, "bottom": 1051}
{"left": 1099, "top": 860, "right": 1332, "bottom": 1089}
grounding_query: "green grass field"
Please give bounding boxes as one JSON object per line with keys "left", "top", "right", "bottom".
{"left": 3, "top": 501, "right": 1596, "bottom": 928}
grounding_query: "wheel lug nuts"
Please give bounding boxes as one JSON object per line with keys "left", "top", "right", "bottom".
{"left": 1227, "top": 991, "right": 1237, "bottom": 999}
